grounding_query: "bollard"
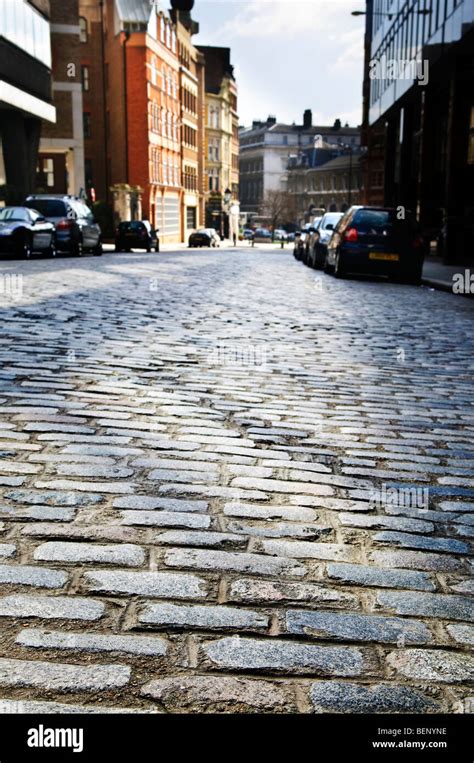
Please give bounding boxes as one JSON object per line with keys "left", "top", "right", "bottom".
{"left": 252, "top": 237, "right": 255, "bottom": 247}
{"left": 281, "top": 239, "right": 284, "bottom": 249}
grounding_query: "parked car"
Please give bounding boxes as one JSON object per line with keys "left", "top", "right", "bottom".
{"left": 24, "top": 195, "right": 102, "bottom": 256}
{"left": 325, "top": 206, "right": 425, "bottom": 283}
{"left": 0, "top": 206, "right": 57, "bottom": 258}
{"left": 252, "top": 227, "right": 272, "bottom": 242}
{"left": 293, "top": 223, "right": 312, "bottom": 260}
{"left": 307, "top": 212, "right": 344, "bottom": 269}
{"left": 188, "top": 228, "right": 221, "bottom": 247}
{"left": 115, "top": 220, "right": 159, "bottom": 252}
{"left": 301, "top": 217, "right": 323, "bottom": 264}
{"left": 273, "top": 229, "right": 288, "bottom": 241}
{"left": 242, "top": 228, "right": 254, "bottom": 240}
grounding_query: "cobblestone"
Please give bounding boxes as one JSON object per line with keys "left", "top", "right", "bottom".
{"left": 203, "top": 637, "right": 378, "bottom": 676}
{"left": 141, "top": 675, "right": 296, "bottom": 712}
{"left": 138, "top": 603, "right": 269, "bottom": 631}
{"left": 34, "top": 542, "right": 146, "bottom": 566}
{"left": 163, "top": 548, "right": 307, "bottom": 577}
{"left": 310, "top": 681, "right": 439, "bottom": 713}
{"left": 0, "top": 594, "right": 104, "bottom": 620}
{"left": 376, "top": 591, "right": 474, "bottom": 622}
{"left": 326, "top": 562, "right": 436, "bottom": 591}
{"left": 285, "top": 610, "right": 432, "bottom": 644}
{"left": 387, "top": 649, "right": 474, "bottom": 683}
{"left": 83, "top": 570, "right": 208, "bottom": 599}
{"left": 0, "top": 565, "right": 68, "bottom": 589}
{"left": 16, "top": 628, "right": 168, "bottom": 656}
{"left": 0, "top": 658, "right": 130, "bottom": 691}
{"left": 0, "top": 247, "right": 473, "bottom": 712}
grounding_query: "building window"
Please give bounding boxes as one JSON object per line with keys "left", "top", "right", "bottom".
{"left": 38, "top": 157, "right": 54, "bottom": 188}
{"left": 160, "top": 17, "right": 165, "bottom": 43}
{"left": 83, "top": 112, "right": 91, "bottom": 138}
{"left": 79, "top": 17, "right": 88, "bottom": 43}
{"left": 81, "top": 66, "right": 90, "bottom": 92}
{"left": 186, "top": 206, "right": 197, "bottom": 229}
{"left": 166, "top": 23, "right": 171, "bottom": 48}
{"left": 208, "top": 168, "right": 219, "bottom": 192}
{"left": 171, "top": 30, "right": 176, "bottom": 53}
{"left": 209, "top": 106, "right": 219, "bottom": 128}
{"left": 208, "top": 138, "right": 220, "bottom": 162}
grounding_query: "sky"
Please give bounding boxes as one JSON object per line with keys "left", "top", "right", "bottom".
{"left": 192, "top": 0, "right": 366, "bottom": 129}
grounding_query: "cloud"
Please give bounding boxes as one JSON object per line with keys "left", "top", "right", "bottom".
{"left": 195, "top": 0, "right": 365, "bottom": 127}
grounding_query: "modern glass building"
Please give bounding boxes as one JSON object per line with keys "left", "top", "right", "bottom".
{"left": 363, "top": 0, "right": 474, "bottom": 262}
{"left": 0, "top": 0, "right": 55, "bottom": 202}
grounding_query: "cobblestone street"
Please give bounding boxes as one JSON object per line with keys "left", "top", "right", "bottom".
{"left": 0, "top": 246, "right": 473, "bottom": 714}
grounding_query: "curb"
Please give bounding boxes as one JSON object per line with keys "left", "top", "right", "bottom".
{"left": 421, "top": 278, "right": 474, "bottom": 297}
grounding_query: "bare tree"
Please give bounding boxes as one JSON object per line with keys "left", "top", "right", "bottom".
{"left": 260, "top": 190, "right": 298, "bottom": 238}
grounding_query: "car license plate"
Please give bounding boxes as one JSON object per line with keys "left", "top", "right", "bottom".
{"left": 369, "top": 252, "right": 399, "bottom": 261}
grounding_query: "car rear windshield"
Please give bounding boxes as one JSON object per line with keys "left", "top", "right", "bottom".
{"left": 353, "top": 209, "right": 416, "bottom": 233}
{"left": 25, "top": 199, "right": 67, "bottom": 217}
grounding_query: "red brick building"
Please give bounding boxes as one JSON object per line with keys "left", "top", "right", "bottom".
{"left": 79, "top": 0, "right": 206, "bottom": 243}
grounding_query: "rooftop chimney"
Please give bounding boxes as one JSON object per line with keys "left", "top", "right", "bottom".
{"left": 303, "top": 109, "right": 312, "bottom": 129}
{"left": 267, "top": 116, "right": 277, "bottom": 125}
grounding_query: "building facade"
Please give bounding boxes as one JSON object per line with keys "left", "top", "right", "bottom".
{"left": 287, "top": 154, "right": 363, "bottom": 223}
{"left": 38, "top": 0, "right": 85, "bottom": 196}
{"left": 79, "top": 0, "right": 209, "bottom": 243}
{"left": 363, "top": 0, "right": 474, "bottom": 262}
{"left": 173, "top": 7, "right": 205, "bottom": 241}
{"left": 239, "top": 111, "right": 360, "bottom": 220}
{"left": 197, "top": 46, "right": 239, "bottom": 234}
{"left": 0, "top": 0, "right": 56, "bottom": 203}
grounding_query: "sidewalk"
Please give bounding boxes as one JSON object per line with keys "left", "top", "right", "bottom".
{"left": 422, "top": 256, "right": 472, "bottom": 295}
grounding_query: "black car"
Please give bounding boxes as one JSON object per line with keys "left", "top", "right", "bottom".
{"left": 0, "top": 207, "right": 56, "bottom": 258}
{"left": 302, "top": 217, "right": 323, "bottom": 265}
{"left": 115, "top": 221, "right": 159, "bottom": 252}
{"left": 307, "top": 212, "right": 343, "bottom": 269}
{"left": 188, "top": 228, "right": 220, "bottom": 247}
{"left": 325, "top": 206, "right": 425, "bottom": 283}
{"left": 24, "top": 195, "right": 102, "bottom": 256}
{"left": 293, "top": 224, "right": 309, "bottom": 260}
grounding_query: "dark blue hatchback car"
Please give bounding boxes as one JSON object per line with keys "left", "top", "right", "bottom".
{"left": 325, "top": 206, "right": 425, "bottom": 284}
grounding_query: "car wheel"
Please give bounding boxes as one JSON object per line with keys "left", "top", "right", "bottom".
{"left": 93, "top": 241, "right": 103, "bottom": 256}
{"left": 46, "top": 236, "right": 57, "bottom": 258}
{"left": 17, "top": 232, "right": 32, "bottom": 259}
{"left": 334, "top": 252, "right": 347, "bottom": 279}
{"left": 313, "top": 247, "right": 324, "bottom": 270}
